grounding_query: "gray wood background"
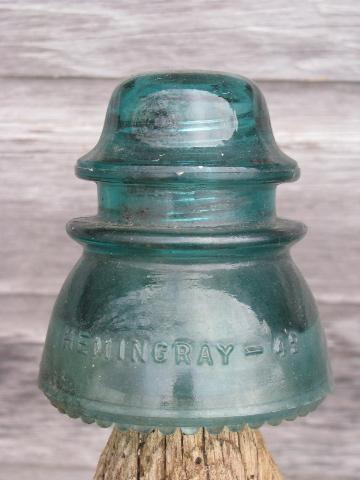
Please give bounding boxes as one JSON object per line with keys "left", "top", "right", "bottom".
{"left": 0, "top": 1, "right": 359, "bottom": 479}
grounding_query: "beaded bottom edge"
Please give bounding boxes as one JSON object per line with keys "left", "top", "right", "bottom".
{"left": 40, "top": 382, "right": 328, "bottom": 435}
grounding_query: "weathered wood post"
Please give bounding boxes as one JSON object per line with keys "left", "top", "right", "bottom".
{"left": 38, "top": 72, "right": 332, "bottom": 479}
{"left": 94, "top": 427, "right": 282, "bottom": 479}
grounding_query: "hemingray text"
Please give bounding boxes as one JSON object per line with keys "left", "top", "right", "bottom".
{"left": 61, "top": 327, "right": 270, "bottom": 366}
{"left": 62, "top": 327, "right": 298, "bottom": 366}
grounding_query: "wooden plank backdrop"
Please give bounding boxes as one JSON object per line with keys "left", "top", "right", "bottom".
{"left": 0, "top": 1, "right": 359, "bottom": 479}
{"left": 0, "top": 0, "right": 359, "bottom": 81}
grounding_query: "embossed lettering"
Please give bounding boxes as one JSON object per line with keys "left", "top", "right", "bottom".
{"left": 244, "top": 345, "right": 264, "bottom": 356}
{"left": 273, "top": 336, "right": 285, "bottom": 356}
{"left": 197, "top": 344, "right": 213, "bottom": 366}
{"left": 216, "top": 344, "right": 234, "bottom": 365}
{"left": 132, "top": 340, "right": 148, "bottom": 363}
{"left": 152, "top": 342, "right": 168, "bottom": 363}
{"left": 93, "top": 337, "right": 102, "bottom": 356}
{"left": 63, "top": 328, "right": 291, "bottom": 365}
{"left": 175, "top": 342, "right": 191, "bottom": 365}
{"left": 119, "top": 338, "right": 126, "bottom": 360}
{"left": 77, "top": 332, "right": 90, "bottom": 355}
{"left": 104, "top": 339, "right": 112, "bottom": 360}
{"left": 273, "top": 332, "right": 299, "bottom": 357}
{"left": 288, "top": 332, "right": 298, "bottom": 354}
{"left": 63, "top": 327, "right": 75, "bottom": 351}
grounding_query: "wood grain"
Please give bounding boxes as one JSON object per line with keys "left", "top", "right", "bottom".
{"left": 1, "top": 78, "right": 359, "bottom": 301}
{"left": 95, "top": 428, "right": 140, "bottom": 480}
{"left": 0, "top": 0, "right": 359, "bottom": 81}
{"left": 93, "top": 427, "right": 283, "bottom": 479}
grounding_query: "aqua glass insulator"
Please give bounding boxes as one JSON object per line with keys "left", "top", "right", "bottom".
{"left": 38, "top": 72, "right": 332, "bottom": 434}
